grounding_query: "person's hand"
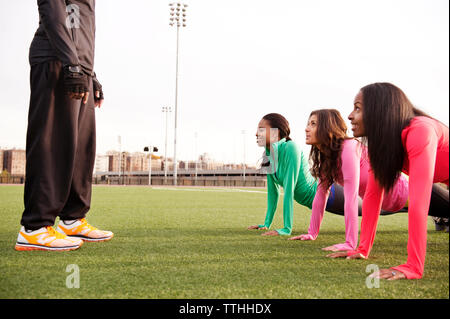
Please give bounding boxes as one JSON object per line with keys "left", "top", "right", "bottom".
{"left": 248, "top": 225, "right": 267, "bottom": 230}
{"left": 68, "top": 91, "right": 89, "bottom": 104}
{"left": 326, "top": 251, "right": 366, "bottom": 259}
{"left": 63, "top": 65, "right": 89, "bottom": 103}
{"left": 94, "top": 90, "right": 103, "bottom": 107}
{"left": 322, "top": 245, "right": 344, "bottom": 252}
{"left": 369, "top": 269, "right": 406, "bottom": 281}
{"left": 92, "top": 73, "right": 104, "bottom": 108}
{"left": 261, "top": 230, "right": 279, "bottom": 236}
{"left": 288, "top": 234, "right": 314, "bottom": 240}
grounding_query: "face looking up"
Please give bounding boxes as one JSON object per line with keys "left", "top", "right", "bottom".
{"left": 348, "top": 91, "right": 365, "bottom": 137}
{"left": 256, "top": 119, "right": 279, "bottom": 148}
{"left": 305, "top": 114, "right": 319, "bottom": 146}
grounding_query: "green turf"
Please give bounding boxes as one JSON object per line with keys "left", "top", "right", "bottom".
{"left": 0, "top": 184, "right": 448, "bottom": 299}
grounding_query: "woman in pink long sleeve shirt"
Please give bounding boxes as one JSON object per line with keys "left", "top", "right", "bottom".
{"left": 328, "top": 83, "right": 449, "bottom": 280}
{"left": 289, "top": 109, "right": 408, "bottom": 251}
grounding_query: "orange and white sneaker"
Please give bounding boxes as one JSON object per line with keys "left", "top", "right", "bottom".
{"left": 15, "top": 226, "right": 83, "bottom": 251}
{"left": 57, "top": 218, "right": 114, "bottom": 242}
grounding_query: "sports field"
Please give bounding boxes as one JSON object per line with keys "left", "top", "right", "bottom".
{"left": 0, "top": 184, "right": 448, "bottom": 299}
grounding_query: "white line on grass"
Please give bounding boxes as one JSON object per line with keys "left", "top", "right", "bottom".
{"left": 150, "top": 187, "right": 268, "bottom": 194}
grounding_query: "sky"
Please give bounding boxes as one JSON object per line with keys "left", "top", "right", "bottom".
{"left": 0, "top": 0, "right": 448, "bottom": 167}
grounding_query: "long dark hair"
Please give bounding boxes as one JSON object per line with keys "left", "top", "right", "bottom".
{"left": 262, "top": 113, "right": 292, "bottom": 142}
{"left": 360, "top": 82, "right": 430, "bottom": 192}
{"left": 309, "top": 109, "right": 352, "bottom": 190}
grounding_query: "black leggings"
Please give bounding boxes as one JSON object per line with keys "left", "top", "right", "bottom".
{"left": 324, "top": 183, "right": 449, "bottom": 218}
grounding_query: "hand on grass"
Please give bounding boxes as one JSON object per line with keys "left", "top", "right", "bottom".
{"left": 288, "top": 234, "right": 314, "bottom": 240}
{"left": 322, "top": 245, "right": 340, "bottom": 252}
{"left": 261, "top": 230, "right": 279, "bottom": 236}
{"left": 326, "top": 251, "right": 366, "bottom": 259}
{"left": 369, "top": 268, "right": 406, "bottom": 281}
{"left": 322, "top": 244, "right": 352, "bottom": 252}
{"left": 247, "top": 225, "right": 268, "bottom": 230}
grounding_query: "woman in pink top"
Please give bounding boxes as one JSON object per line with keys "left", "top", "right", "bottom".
{"left": 328, "top": 82, "right": 449, "bottom": 280}
{"left": 289, "top": 109, "right": 408, "bottom": 251}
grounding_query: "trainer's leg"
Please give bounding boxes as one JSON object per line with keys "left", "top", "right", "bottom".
{"left": 325, "top": 184, "right": 363, "bottom": 216}
{"left": 381, "top": 183, "right": 449, "bottom": 217}
{"left": 21, "top": 60, "right": 83, "bottom": 230}
{"left": 59, "top": 76, "right": 96, "bottom": 221}
{"left": 427, "top": 183, "right": 449, "bottom": 218}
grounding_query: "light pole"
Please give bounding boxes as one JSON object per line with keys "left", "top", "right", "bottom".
{"left": 144, "top": 146, "right": 158, "bottom": 186}
{"left": 194, "top": 131, "right": 198, "bottom": 184}
{"left": 162, "top": 106, "right": 172, "bottom": 184}
{"left": 149, "top": 146, "right": 152, "bottom": 186}
{"left": 118, "top": 135, "right": 122, "bottom": 185}
{"left": 241, "top": 130, "right": 246, "bottom": 183}
{"left": 169, "top": 2, "right": 188, "bottom": 186}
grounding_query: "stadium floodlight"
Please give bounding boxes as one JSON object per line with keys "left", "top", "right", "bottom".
{"left": 194, "top": 132, "right": 198, "bottom": 184}
{"left": 168, "top": 2, "right": 188, "bottom": 186}
{"left": 241, "top": 130, "right": 246, "bottom": 183}
{"left": 162, "top": 106, "right": 172, "bottom": 184}
{"left": 144, "top": 146, "right": 158, "bottom": 186}
{"left": 118, "top": 135, "right": 122, "bottom": 184}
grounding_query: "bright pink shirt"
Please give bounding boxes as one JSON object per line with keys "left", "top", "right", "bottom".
{"left": 348, "top": 116, "right": 449, "bottom": 279}
{"left": 307, "top": 139, "right": 409, "bottom": 250}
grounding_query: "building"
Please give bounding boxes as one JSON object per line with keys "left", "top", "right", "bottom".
{"left": 161, "top": 157, "right": 175, "bottom": 171}
{"left": 103, "top": 151, "right": 162, "bottom": 173}
{"left": 198, "top": 153, "right": 224, "bottom": 170}
{"left": 0, "top": 150, "right": 3, "bottom": 172}
{"left": 94, "top": 155, "right": 109, "bottom": 173}
{"left": 130, "top": 152, "right": 145, "bottom": 172}
{"left": 106, "top": 150, "right": 127, "bottom": 173}
{"left": 3, "top": 149, "right": 26, "bottom": 176}
{"left": 138, "top": 152, "right": 162, "bottom": 172}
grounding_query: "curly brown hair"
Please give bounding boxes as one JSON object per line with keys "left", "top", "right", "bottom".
{"left": 309, "top": 109, "right": 352, "bottom": 190}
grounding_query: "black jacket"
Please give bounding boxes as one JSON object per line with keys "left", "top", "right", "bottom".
{"left": 29, "top": 0, "right": 96, "bottom": 75}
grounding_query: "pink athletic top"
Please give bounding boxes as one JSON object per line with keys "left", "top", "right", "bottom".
{"left": 306, "top": 139, "right": 409, "bottom": 250}
{"left": 348, "top": 116, "right": 449, "bottom": 279}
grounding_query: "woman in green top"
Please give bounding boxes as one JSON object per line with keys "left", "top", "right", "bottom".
{"left": 248, "top": 113, "right": 359, "bottom": 236}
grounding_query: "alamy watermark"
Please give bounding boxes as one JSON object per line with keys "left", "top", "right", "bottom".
{"left": 66, "top": 4, "right": 81, "bottom": 29}
{"left": 66, "top": 264, "right": 80, "bottom": 288}
{"left": 257, "top": 127, "right": 279, "bottom": 175}
{"left": 365, "top": 264, "right": 380, "bottom": 288}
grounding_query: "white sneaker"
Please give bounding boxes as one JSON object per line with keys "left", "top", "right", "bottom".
{"left": 56, "top": 218, "right": 114, "bottom": 242}
{"left": 15, "top": 226, "right": 83, "bottom": 251}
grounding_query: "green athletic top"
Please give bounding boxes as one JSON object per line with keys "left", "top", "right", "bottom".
{"left": 258, "top": 138, "right": 318, "bottom": 235}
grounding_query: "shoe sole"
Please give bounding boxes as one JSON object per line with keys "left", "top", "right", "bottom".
{"left": 14, "top": 242, "right": 82, "bottom": 251}
{"left": 57, "top": 228, "right": 114, "bottom": 242}
{"left": 74, "top": 234, "right": 114, "bottom": 242}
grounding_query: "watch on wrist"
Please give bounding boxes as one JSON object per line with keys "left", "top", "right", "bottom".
{"left": 63, "top": 65, "right": 83, "bottom": 76}
{"left": 68, "top": 65, "right": 81, "bottom": 73}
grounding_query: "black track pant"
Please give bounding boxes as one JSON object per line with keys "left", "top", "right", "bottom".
{"left": 324, "top": 183, "right": 449, "bottom": 218}
{"left": 21, "top": 60, "right": 96, "bottom": 230}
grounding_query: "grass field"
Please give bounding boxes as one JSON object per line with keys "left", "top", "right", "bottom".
{"left": 0, "top": 184, "right": 448, "bottom": 299}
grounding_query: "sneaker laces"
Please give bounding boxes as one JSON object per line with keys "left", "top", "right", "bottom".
{"left": 80, "top": 218, "right": 99, "bottom": 234}
{"left": 45, "top": 226, "right": 67, "bottom": 240}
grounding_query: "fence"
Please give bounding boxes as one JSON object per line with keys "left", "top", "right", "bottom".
{"left": 93, "top": 175, "right": 266, "bottom": 187}
{"left": 93, "top": 169, "right": 267, "bottom": 187}
{"left": 0, "top": 168, "right": 268, "bottom": 187}
{"left": 0, "top": 175, "right": 25, "bottom": 184}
